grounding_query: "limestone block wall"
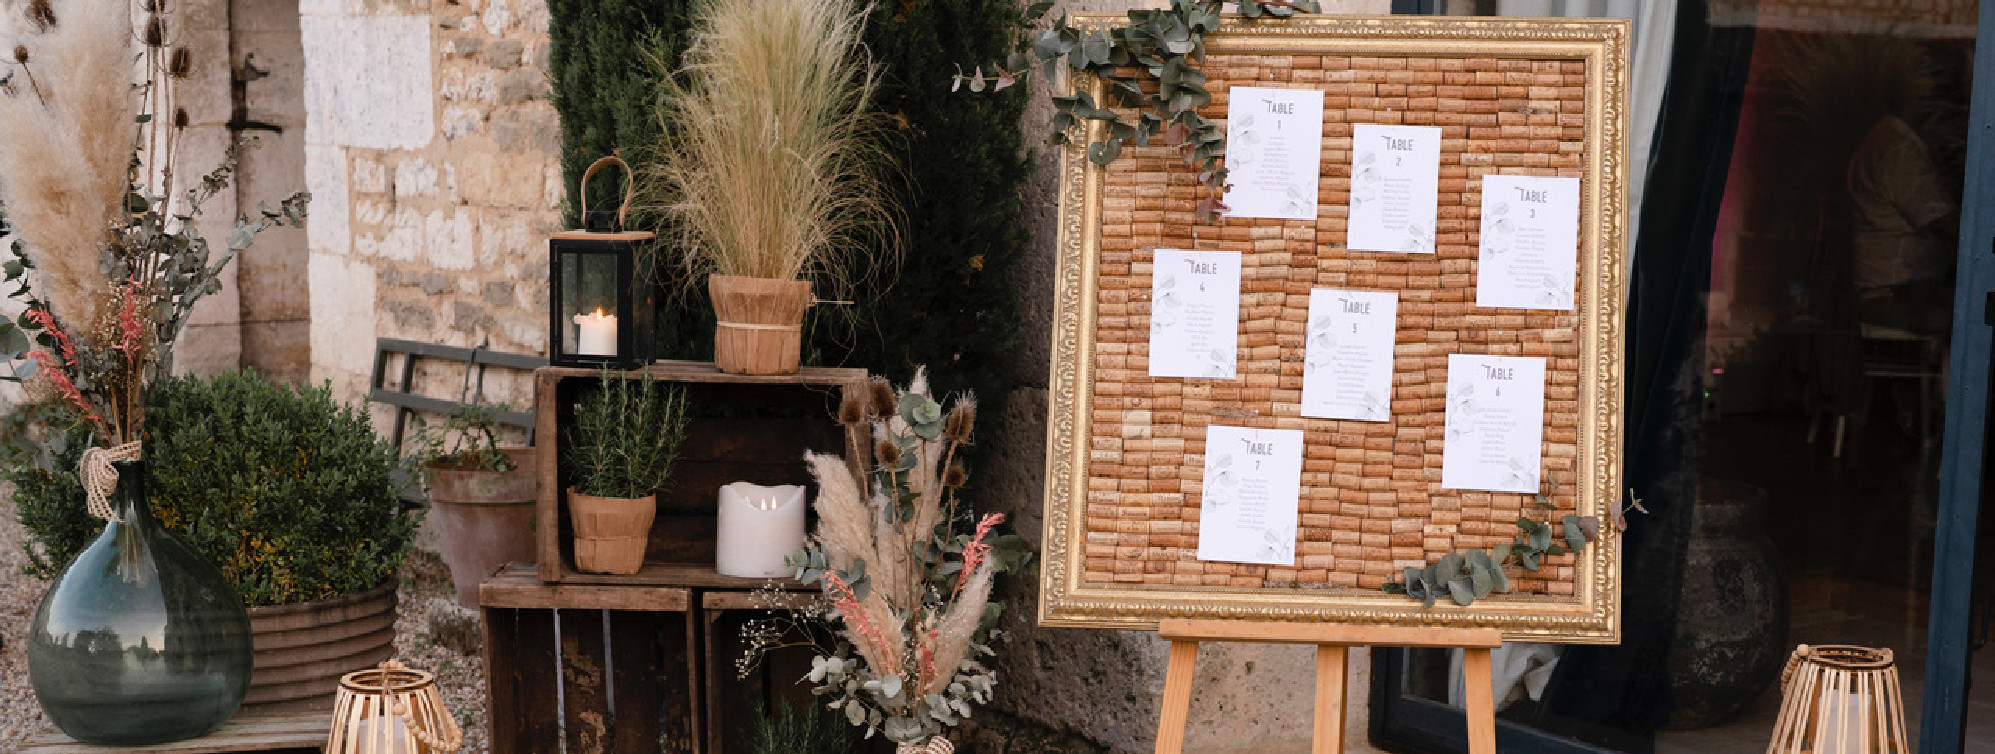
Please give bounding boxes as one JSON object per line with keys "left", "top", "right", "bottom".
{"left": 303, "top": 0, "right": 560, "bottom": 408}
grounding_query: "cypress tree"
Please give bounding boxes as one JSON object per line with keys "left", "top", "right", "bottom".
{"left": 547, "top": 0, "right": 1031, "bottom": 434}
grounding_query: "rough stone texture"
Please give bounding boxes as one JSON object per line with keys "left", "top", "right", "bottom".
{"left": 974, "top": 2, "right": 1391, "bottom": 752}
{"left": 304, "top": 0, "right": 560, "bottom": 408}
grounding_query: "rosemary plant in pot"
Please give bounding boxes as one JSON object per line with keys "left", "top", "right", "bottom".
{"left": 563, "top": 370, "right": 689, "bottom": 575}
{"left": 641, "top": 0, "right": 898, "bottom": 375}
{"left": 0, "top": 0, "right": 306, "bottom": 742}
{"left": 411, "top": 405, "right": 537, "bottom": 607}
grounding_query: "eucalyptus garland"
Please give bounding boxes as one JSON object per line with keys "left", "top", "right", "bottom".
{"left": 956, "top": 0, "right": 1322, "bottom": 221}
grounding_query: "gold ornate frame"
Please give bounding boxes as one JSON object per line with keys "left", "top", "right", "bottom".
{"left": 1038, "top": 15, "right": 1630, "bottom": 643}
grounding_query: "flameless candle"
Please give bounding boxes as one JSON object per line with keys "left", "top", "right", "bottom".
{"left": 573, "top": 308, "right": 618, "bottom": 356}
{"left": 716, "top": 482, "right": 807, "bottom": 578}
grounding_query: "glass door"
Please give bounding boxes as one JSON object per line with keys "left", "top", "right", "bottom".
{"left": 1375, "top": 1, "right": 1991, "bottom": 752}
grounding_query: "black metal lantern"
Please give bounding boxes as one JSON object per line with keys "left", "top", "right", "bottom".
{"left": 549, "top": 157, "right": 655, "bottom": 369}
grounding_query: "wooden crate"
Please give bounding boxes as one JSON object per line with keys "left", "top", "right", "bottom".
{"left": 22, "top": 716, "right": 327, "bottom": 753}
{"left": 533, "top": 360, "right": 869, "bottom": 585}
{"left": 481, "top": 563, "right": 700, "bottom": 754}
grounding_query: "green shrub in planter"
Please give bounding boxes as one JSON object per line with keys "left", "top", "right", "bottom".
{"left": 11, "top": 371, "right": 416, "bottom": 607}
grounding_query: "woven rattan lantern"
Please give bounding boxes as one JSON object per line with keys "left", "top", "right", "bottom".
{"left": 1766, "top": 645, "right": 1909, "bottom": 754}
{"left": 328, "top": 660, "right": 463, "bottom": 754}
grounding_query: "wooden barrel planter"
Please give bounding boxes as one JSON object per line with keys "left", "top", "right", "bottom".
{"left": 240, "top": 580, "right": 399, "bottom": 714}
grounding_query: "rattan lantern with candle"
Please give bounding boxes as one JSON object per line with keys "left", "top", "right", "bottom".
{"left": 1766, "top": 644, "right": 1909, "bottom": 754}
{"left": 550, "top": 157, "right": 656, "bottom": 369}
{"left": 327, "top": 660, "right": 462, "bottom": 754}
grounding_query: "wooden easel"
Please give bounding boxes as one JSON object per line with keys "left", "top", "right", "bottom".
{"left": 1153, "top": 620, "right": 1504, "bottom": 754}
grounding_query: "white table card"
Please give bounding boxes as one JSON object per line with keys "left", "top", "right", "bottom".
{"left": 1301, "top": 289, "right": 1398, "bottom": 421}
{"left": 1221, "top": 86, "right": 1327, "bottom": 221}
{"left": 1196, "top": 425, "right": 1305, "bottom": 566}
{"left": 1148, "top": 248, "right": 1241, "bottom": 380}
{"left": 1477, "top": 174, "right": 1582, "bottom": 309}
{"left": 1441, "top": 354, "right": 1548, "bottom": 493}
{"left": 1347, "top": 124, "right": 1443, "bottom": 253}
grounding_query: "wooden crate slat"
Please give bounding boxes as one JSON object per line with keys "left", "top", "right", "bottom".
{"left": 483, "top": 563, "right": 695, "bottom": 610}
{"left": 561, "top": 609, "right": 612, "bottom": 754}
{"left": 23, "top": 715, "right": 328, "bottom": 753}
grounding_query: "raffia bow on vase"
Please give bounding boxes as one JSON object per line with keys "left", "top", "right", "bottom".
{"left": 897, "top": 737, "right": 955, "bottom": 754}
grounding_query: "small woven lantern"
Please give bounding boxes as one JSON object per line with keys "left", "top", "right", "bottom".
{"left": 1766, "top": 645, "right": 1909, "bottom": 754}
{"left": 327, "top": 660, "right": 463, "bottom": 754}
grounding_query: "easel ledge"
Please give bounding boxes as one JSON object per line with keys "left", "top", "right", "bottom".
{"left": 1153, "top": 620, "right": 1504, "bottom": 754}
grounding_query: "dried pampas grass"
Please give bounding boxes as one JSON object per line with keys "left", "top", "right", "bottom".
{"left": 0, "top": 0, "right": 137, "bottom": 346}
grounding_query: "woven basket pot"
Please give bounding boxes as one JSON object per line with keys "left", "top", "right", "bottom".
{"left": 710, "top": 274, "right": 810, "bottom": 375}
{"left": 897, "top": 737, "right": 954, "bottom": 754}
{"left": 568, "top": 489, "right": 655, "bottom": 575}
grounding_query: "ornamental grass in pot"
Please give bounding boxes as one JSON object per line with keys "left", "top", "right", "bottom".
{"left": 640, "top": 0, "right": 899, "bottom": 375}
{"left": 411, "top": 405, "right": 536, "bottom": 607}
{"left": 563, "top": 370, "right": 689, "bottom": 575}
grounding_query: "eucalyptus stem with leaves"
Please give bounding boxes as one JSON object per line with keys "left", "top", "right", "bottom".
{"left": 955, "top": 0, "right": 1321, "bottom": 222}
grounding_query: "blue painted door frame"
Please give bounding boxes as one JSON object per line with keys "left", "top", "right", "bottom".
{"left": 1918, "top": 2, "right": 1995, "bottom": 751}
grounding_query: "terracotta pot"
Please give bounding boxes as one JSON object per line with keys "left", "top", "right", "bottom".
{"left": 241, "top": 581, "right": 398, "bottom": 714}
{"left": 710, "top": 274, "right": 810, "bottom": 375}
{"left": 568, "top": 488, "right": 656, "bottom": 575}
{"left": 425, "top": 447, "right": 538, "bottom": 607}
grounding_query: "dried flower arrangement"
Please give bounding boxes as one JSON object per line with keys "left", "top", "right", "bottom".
{"left": 0, "top": 0, "right": 306, "bottom": 479}
{"left": 739, "top": 370, "right": 1032, "bottom": 747}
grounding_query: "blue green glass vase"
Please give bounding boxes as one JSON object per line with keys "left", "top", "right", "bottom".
{"left": 27, "top": 459, "right": 253, "bottom": 745}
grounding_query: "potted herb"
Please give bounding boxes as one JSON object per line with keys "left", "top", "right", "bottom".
{"left": 639, "top": 0, "right": 899, "bottom": 375}
{"left": 411, "top": 404, "right": 537, "bottom": 607}
{"left": 563, "top": 370, "right": 689, "bottom": 575}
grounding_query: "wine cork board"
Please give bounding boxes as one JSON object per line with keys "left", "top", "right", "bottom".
{"left": 1038, "top": 15, "right": 1630, "bottom": 643}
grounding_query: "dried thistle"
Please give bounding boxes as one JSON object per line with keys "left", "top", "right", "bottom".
{"left": 942, "top": 461, "right": 967, "bottom": 490}
{"left": 12, "top": 46, "right": 27, "bottom": 63}
{"left": 943, "top": 395, "right": 976, "bottom": 445}
{"left": 168, "top": 47, "right": 191, "bottom": 78}
{"left": 867, "top": 376, "right": 895, "bottom": 419}
{"left": 173, "top": 107, "right": 187, "bottom": 129}
{"left": 143, "top": 17, "right": 167, "bottom": 47}
{"left": 874, "top": 437, "right": 901, "bottom": 467}
{"left": 26, "top": 0, "right": 55, "bottom": 31}
{"left": 837, "top": 390, "right": 865, "bottom": 425}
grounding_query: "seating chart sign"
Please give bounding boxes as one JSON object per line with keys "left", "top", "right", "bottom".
{"left": 1038, "top": 16, "right": 1631, "bottom": 643}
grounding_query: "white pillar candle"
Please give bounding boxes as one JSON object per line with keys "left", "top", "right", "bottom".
{"left": 716, "top": 482, "right": 807, "bottom": 579}
{"left": 353, "top": 712, "right": 411, "bottom": 754}
{"left": 573, "top": 308, "right": 618, "bottom": 356}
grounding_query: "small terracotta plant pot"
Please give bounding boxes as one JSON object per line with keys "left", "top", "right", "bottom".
{"left": 426, "top": 447, "right": 537, "bottom": 608}
{"left": 710, "top": 274, "right": 811, "bottom": 375}
{"left": 567, "top": 488, "right": 656, "bottom": 575}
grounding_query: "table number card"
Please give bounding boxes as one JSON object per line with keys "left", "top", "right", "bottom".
{"left": 1477, "top": 174, "right": 1582, "bottom": 310}
{"left": 1196, "top": 425, "right": 1305, "bottom": 566}
{"left": 1301, "top": 289, "right": 1399, "bottom": 421}
{"left": 1148, "top": 248, "right": 1241, "bottom": 380}
{"left": 1222, "top": 86, "right": 1327, "bottom": 221}
{"left": 1348, "top": 124, "right": 1443, "bottom": 253}
{"left": 1441, "top": 354, "right": 1548, "bottom": 494}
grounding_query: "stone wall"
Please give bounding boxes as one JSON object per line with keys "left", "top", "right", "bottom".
{"left": 976, "top": 3, "right": 1392, "bottom": 753}
{"left": 303, "top": 0, "right": 560, "bottom": 409}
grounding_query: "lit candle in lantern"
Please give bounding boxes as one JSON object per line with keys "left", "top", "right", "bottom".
{"left": 716, "top": 482, "right": 807, "bottom": 578}
{"left": 573, "top": 308, "right": 618, "bottom": 356}
{"left": 353, "top": 712, "right": 411, "bottom": 754}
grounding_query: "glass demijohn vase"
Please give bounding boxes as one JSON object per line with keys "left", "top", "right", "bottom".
{"left": 27, "top": 459, "right": 254, "bottom": 744}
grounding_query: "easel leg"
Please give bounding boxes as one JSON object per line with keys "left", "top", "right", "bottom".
{"left": 1153, "top": 640, "right": 1201, "bottom": 754}
{"left": 1313, "top": 645, "right": 1349, "bottom": 754}
{"left": 1463, "top": 647, "right": 1497, "bottom": 754}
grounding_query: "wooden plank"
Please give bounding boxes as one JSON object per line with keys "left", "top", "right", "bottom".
{"left": 1311, "top": 645, "right": 1347, "bottom": 754}
{"left": 482, "top": 563, "right": 693, "bottom": 611}
{"left": 482, "top": 607, "right": 525, "bottom": 754}
{"left": 536, "top": 372, "right": 563, "bottom": 583}
{"left": 507, "top": 609, "right": 563, "bottom": 754}
{"left": 555, "top": 562, "right": 799, "bottom": 590}
{"left": 609, "top": 612, "right": 670, "bottom": 754}
{"left": 1462, "top": 647, "right": 1497, "bottom": 754}
{"left": 23, "top": 715, "right": 327, "bottom": 753}
{"left": 562, "top": 610, "right": 612, "bottom": 754}
{"left": 1157, "top": 619, "right": 1504, "bottom": 649}
{"left": 537, "top": 360, "right": 866, "bottom": 386}
{"left": 1152, "top": 640, "right": 1201, "bottom": 754}
{"left": 701, "top": 589, "right": 815, "bottom": 612}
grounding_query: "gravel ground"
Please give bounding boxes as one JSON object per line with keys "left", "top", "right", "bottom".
{"left": 0, "top": 490, "right": 493, "bottom": 753}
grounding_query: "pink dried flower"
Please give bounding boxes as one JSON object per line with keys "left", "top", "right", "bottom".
{"left": 824, "top": 573, "right": 898, "bottom": 674}
{"left": 921, "top": 628, "right": 940, "bottom": 690}
{"left": 27, "top": 308, "right": 76, "bottom": 366}
{"left": 30, "top": 350, "right": 96, "bottom": 424}
{"left": 956, "top": 512, "right": 1006, "bottom": 596}
{"left": 115, "top": 281, "right": 143, "bottom": 363}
